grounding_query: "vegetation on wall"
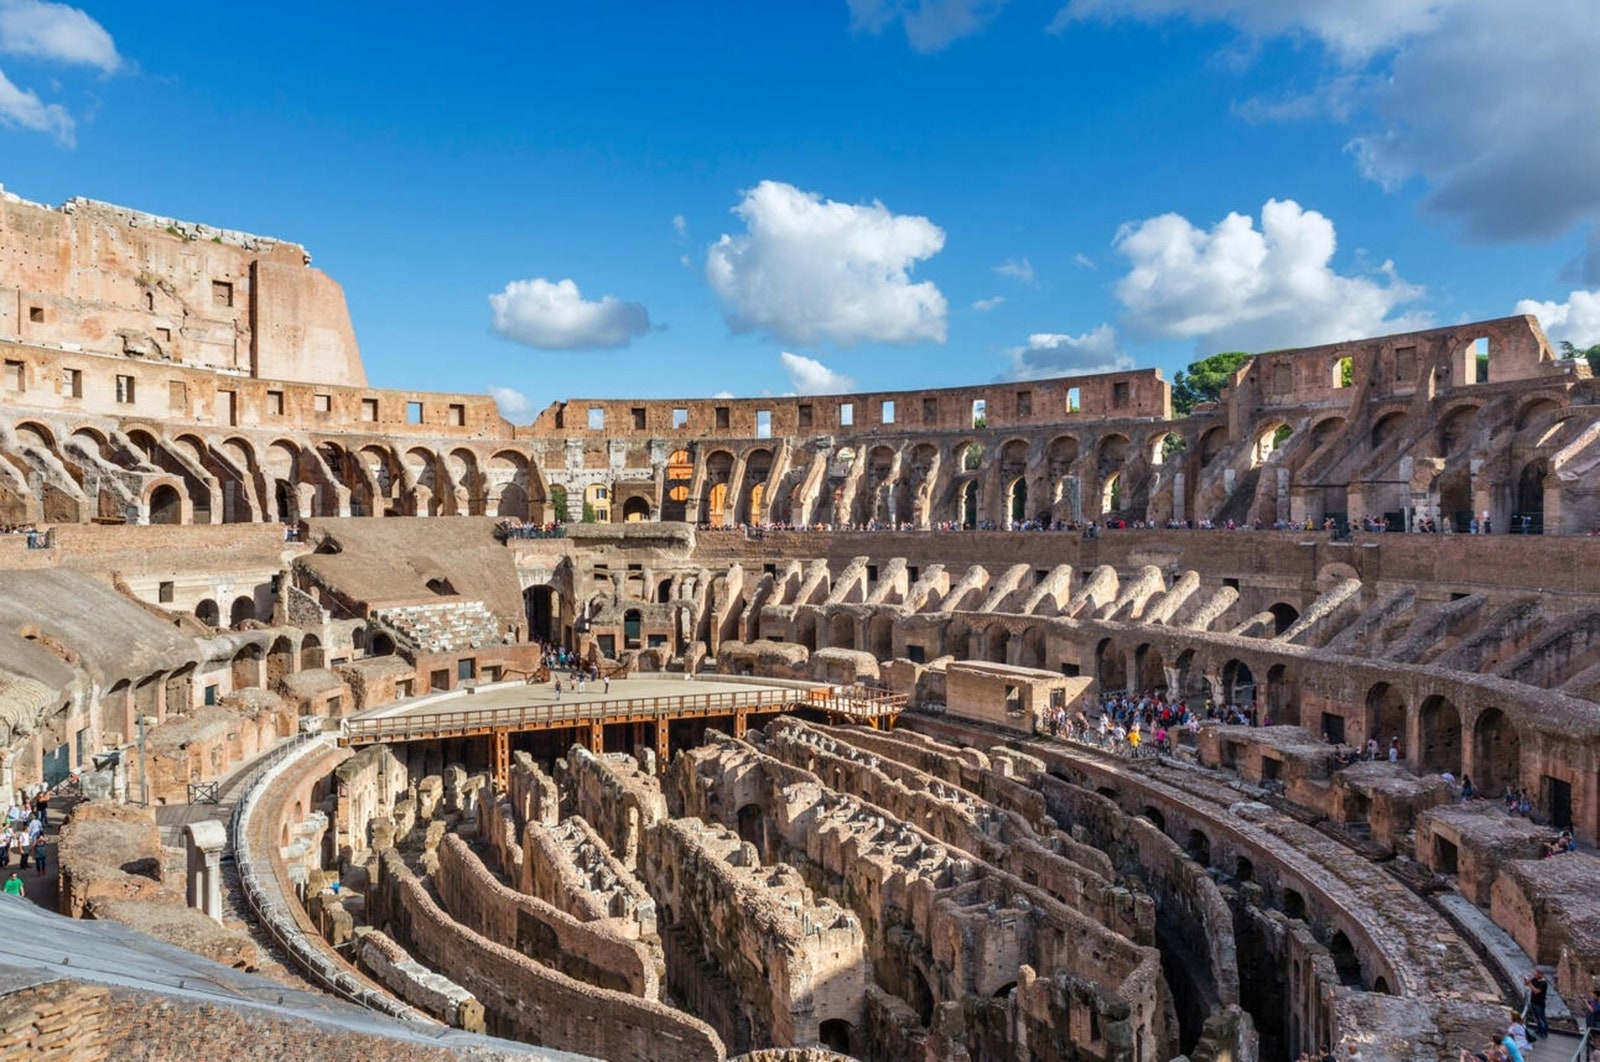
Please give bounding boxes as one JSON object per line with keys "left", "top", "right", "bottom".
{"left": 1172, "top": 351, "right": 1251, "bottom": 415}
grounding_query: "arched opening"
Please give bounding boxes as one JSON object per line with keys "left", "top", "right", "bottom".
{"left": 523, "top": 586, "right": 556, "bottom": 643}
{"left": 662, "top": 449, "right": 692, "bottom": 522}
{"left": 622, "top": 496, "right": 651, "bottom": 522}
{"left": 1370, "top": 411, "right": 1407, "bottom": 450}
{"left": 657, "top": 579, "right": 673, "bottom": 604}
{"left": 1473, "top": 707, "right": 1520, "bottom": 793}
{"left": 1253, "top": 422, "right": 1293, "bottom": 466}
{"left": 300, "top": 635, "right": 324, "bottom": 670}
{"left": 230, "top": 644, "right": 261, "bottom": 689}
{"left": 1439, "top": 406, "right": 1480, "bottom": 455}
{"left": 1516, "top": 397, "right": 1560, "bottom": 431}
{"left": 1235, "top": 856, "right": 1254, "bottom": 882}
{"left": 908, "top": 967, "right": 935, "bottom": 1026}
{"left": 1365, "top": 682, "right": 1407, "bottom": 754}
{"left": 795, "top": 613, "right": 818, "bottom": 654}
{"left": 623, "top": 608, "right": 642, "bottom": 650}
{"left": 1418, "top": 695, "right": 1462, "bottom": 774}
{"left": 1017, "top": 627, "right": 1046, "bottom": 670}
{"left": 1199, "top": 426, "right": 1229, "bottom": 468}
{"left": 1268, "top": 603, "right": 1299, "bottom": 635}
{"left": 368, "top": 632, "right": 396, "bottom": 657}
{"left": 1140, "top": 806, "right": 1166, "bottom": 833}
{"left": 1266, "top": 664, "right": 1298, "bottom": 726}
{"left": 148, "top": 484, "right": 183, "bottom": 525}
{"left": 701, "top": 451, "right": 734, "bottom": 525}
{"left": 828, "top": 613, "right": 855, "bottom": 651}
{"left": 1095, "top": 639, "right": 1126, "bottom": 692}
{"left": 230, "top": 596, "right": 256, "bottom": 629}
{"left": 1328, "top": 931, "right": 1363, "bottom": 988}
{"left": 1515, "top": 459, "right": 1546, "bottom": 534}
{"left": 867, "top": 615, "right": 893, "bottom": 661}
{"left": 1282, "top": 889, "right": 1306, "bottom": 920}
{"left": 1006, "top": 476, "right": 1027, "bottom": 525}
{"left": 1100, "top": 471, "right": 1122, "bottom": 516}
{"left": 819, "top": 1020, "right": 855, "bottom": 1055}
{"left": 1222, "top": 659, "right": 1255, "bottom": 709}
{"left": 1186, "top": 829, "right": 1212, "bottom": 867}
{"left": 960, "top": 479, "right": 979, "bottom": 528}
{"left": 984, "top": 626, "right": 1010, "bottom": 664}
{"left": 497, "top": 482, "right": 528, "bottom": 519}
{"left": 1174, "top": 649, "right": 1204, "bottom": 700}
{"left": 195, "top": 599, "right": 219, "bottom": 628}
{"left": 267, "top": 636, "right": 294, "bottom": 687}
{"left": 1135, "top": 643, "right": 1165, "bottom": 693}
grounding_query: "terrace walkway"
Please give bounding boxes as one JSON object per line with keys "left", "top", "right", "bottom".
{"left": 340, "top": 675, "right": 906, "bottom": 787}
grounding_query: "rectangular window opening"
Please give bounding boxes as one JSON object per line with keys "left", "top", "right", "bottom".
{"left": 62, "top": 368, "right": 82, "bottom": 399}
{"left": 360, "top": 398, "right": 378, "bottom": 422}
{"left": 881, "top": 399, "right": 896, "bottom": 424}
{"left": 1472, "top": 337, "right": 1490, "bottom": 383}
{"left": 923, "top": 397, "right": 938, "bottom": 422}
{"left": 448, "top": 403, "right": 465, "bottom": 427}
{"left": 797, "top": 404, "right": 813, "bottom": 428}
{"left": 168, "top": 380, "right": 187, "bottom": 412}
{"left": 3, "top": 360, "right": 22, "bottom": 392}
{"left": 972, "top": 398, "right": 986, "bottom": 428}
{"left": 409, "top": 401, "right": 425, "bottom": 425}
{"left": 1067, "top": 386, "right": 1080, "bottom": 412}
{"left": 28, "top": 306, "right": 44, "bottom": 323}
{"left": 631, "top": 407, "right": 646, "bottom": 430}
{"left": 1016, "top": 390, "right": 1032, "bottom": 417}
{"left": 314, "top": 393, "right": 331, "bottom": 413}
{"left": 672, "top": 407, "right": 688, "bottom": 429}
{"left": 839, "top": 402, "right": 854, "bottom": 427}
{"left": 115, "top": 374, "right": 136, "bottom": 404}
{"left": 211, "top": 280, "right": 234, "bottom": 308}
{"left": 158, "top": 581, "right": 174, "bottom": 603}
{"left": 1112, "top": 381, "right": 1130, "bottom": 408}
{"left": 714, "top": 406, "right": 730, "bottom": 430}
{"left": 756, "top": 410, "right": 772, "bottom": 438}
{"left": 268, "top": 390, "right": 285, "bottom": 416}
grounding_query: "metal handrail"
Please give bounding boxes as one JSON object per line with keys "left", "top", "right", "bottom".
{"left": 342, "top": 686, "right": 908, "bottom": 744}
{"left": 1573, "top": 1028, "right": 1591, "bottom": 1062}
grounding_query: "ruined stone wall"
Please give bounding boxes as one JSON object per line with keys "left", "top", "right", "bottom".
{"left": 519, "top": 816, "right": 659, "bottom": 941}
{"left": 433, "top": 832, "right": 658, "bottom": 999}
{"left": 639, "top": 816, "right": 867, "bottom": 1052}
{"left": 352, "top": 928, "right": 484, "bottom": 1031}
{"left": 333, "top": 743, "right": 409, "bottom": 864}
{"left": 559, "top": 746, "right": 668, "bottom": 870}
{"left": 367, "top": 846, "right": 725, "bottom": 1062}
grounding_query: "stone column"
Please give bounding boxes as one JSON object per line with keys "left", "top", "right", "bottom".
{"left": 183, "top": 820, "right": 228, "bottom": 924}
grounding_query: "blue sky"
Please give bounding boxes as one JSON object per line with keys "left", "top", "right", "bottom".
{"left": 2, "top": 0, "right": 1598, "bottom": 418}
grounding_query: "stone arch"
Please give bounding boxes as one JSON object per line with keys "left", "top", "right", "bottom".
{"left": 984, "top": 625, "right": 1010, "bottom": 664}
{"left": 1185, "top": 828, "right": 1212, "bottom": 867}
{"left": 448, "top": 448, "right": 485, "bottom": 515}
{"left": 13, "top": 420, "right": 57, "bottom": 452}
{"left": 195, "top": 599, "right": 219, "bottom": 628}
{"left": 405, "top": 446, "right": 452, "bottom": 516}
{"left": 1418, "top": 694, "right": 1462, "bottom": 774}
{"left": 1134, "top": 643, "right": 1164, "bottom": 692}
{"left": 621, "top": 496, "right": 651, "bottom": 522}
{"left": 1252, "top": 421, "right": 1293, "bottom": 466}
{"left": 740, "top": 448, "right": 774, "bottom": 524}
{"left": 1328, "top": 931, "right": 1362, "bottom": 988}
{"left": 1174, "top": 649, "right": 1205, "bottom": 700}
{"left": 1199, "top": 426, "right": 1229, "bottom": 467}
{"left": 1308, "top": 416, "right": 1345, "bottom": 454}
{"left": 1100, "top": 470, "right": 1123, "bottom": 516}
{"left": 1095, "top": 638, "right": 1126, "bottom": 692}
{"left": 1473, "top": 707, "right": 1520, "bottom": 793}
{"left": 959, "top": 478, "right": 979, "bottom": 528}
{"left": 828, "top": 613, "right": 855, "bottom": 651}
{"left": 1140, "top": 806, "right": 1166, "bottom": 832}
{"left": 701, "top": 450, "right": 735, "bottom": 525}
{"left": 795, "top": 612, "right": 818, "bottom": 653}
{"left": 1266, "top": 664, "right": 1298, "bottom": 726}
{"left": 1366, "top": 682, "right": 1407, "bottom": 751}
{"left": 368, "top": 631, "right": 396, "bottom": 657}
{"left": 267, "top": 635, "right": 295, "bottom": 687}
{"left": 1268, "top": 602, "right": 1299, "bottom": 635}
{"left": 1222, "top": 659, "right": 1255, "bottom": 708}
{"left": 1017, "top": 626, "right": 1046, "bottom": 670}
{"left": 1149, "top": 430, "right": 1185, "bottom": 466}
{"left": 1370, "top": 411, "right": 1407, "bottom": 450}
{"left": 300, "top": 634, "right": 324, "bottom": 670}
{"left": 663, "top": 448, "right": 693, "bottom": 522}
{"left": 819, "top": 1019, "right": 855, "bottom": 1056}
{"left": 1516, "top": 459, "right": 1547, "bottom": 533}
{"left": 1006, "top": 475, "right": 1027, "bottom": 524}
{"left": 866, "top": 614, "right": 894, "bottom": 661}
{"left": 1438, "top": 404, "right": 1481, "bottom": 455}
{"left": 147, "top": 483, "right": 183, "bottom": 525}
{"left": 230, "top": 643, "right": 261, "bottom": 689}
{"left": 1515, "top": 396, "right": 1561, "bottom": 432}
{"left": 488, "top": 450, "right": 531, "bottom": 520}
{"left": 230, "top": 596, "right": 256, "bottom": 628}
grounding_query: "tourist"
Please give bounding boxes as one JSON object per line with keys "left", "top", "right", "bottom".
{"left": 1584, "top": 988, "right": 1600, "bottom": 1053}
{"left": 553, "top": 676, "right": 562, "bottom": 700}
{"left": 1500, "top": 1021, "right": 1526, "bottom": 1062}
{"left": 33, "top": 788, "right": 48, "bottom": 828}
{"left": 1388, "top": 738, "right": 1400, "bottom": 763}
{"left": 31, "top": 837, "right": 45, "bottom": 877}
{"left": 2, "top": 872, "right": 21, "bottom": 897}
{"left": 1524, "top": 968, "right": 1549, "bottom": 1041}
{"left": 1460, "top": 774, "right": 1475, "bottom": 801}
{"left": 1507, "top": 1011, "right": 1532, "bottom": 1057}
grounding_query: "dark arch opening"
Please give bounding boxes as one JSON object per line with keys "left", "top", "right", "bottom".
{"left": 819, "top": 1019, "right": 854, "bottom": 1055}
{"left": 1268, "top": 602, "right": 1299, "bottom": 635}
{"left": 1235, "top": 856, "right": 1253, "bottom": 882}
{"left": 1282, "top": 889, "right": 1306, "bottom": 920}
{"left": 195, "top": 599, "right": 219, "bottom": 628}
{"left": 148, "top": 484, "right": 182, "bottom": 525}
{"left": 1141, "top": 806, "right": 1166, "bottom": 833}
{"left": 1329, "top": 931, "right": 1363, "bottom": 988}
{"left": 369, "top": 632, "right": 396, "bottom": 657}
{"left": 736, "top": 803, "right": 766, "bottom": 855}
{"left": 908, "top": 967, "right": 935, "bottom": 1026}
{"left": 1186, "top": 829, "right": 1212, "bottom": 867}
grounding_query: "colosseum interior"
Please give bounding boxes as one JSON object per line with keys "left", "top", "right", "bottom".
{"left": 2, "top": 190, "right": 1599, "bottom": 1062}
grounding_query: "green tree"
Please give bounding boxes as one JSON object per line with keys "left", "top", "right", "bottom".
{"left": 549, "top": 484, "right": 568, "bottom": 521}
{"left": 1560, "top": 340, "right": 1600, "bottom": 375}
{"left": 1171, "top": 351, "right": 1251, "bottom": 415}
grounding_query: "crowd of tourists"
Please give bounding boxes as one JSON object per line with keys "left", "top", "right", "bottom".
{"left": 0, "top": 524, "right": 47, "bottom": 549}
{"left": 495, "top": 519, "right": 566, "bottom": 540}
{"left": 1041, "top": 690, "right": 1269, "bottom": 757}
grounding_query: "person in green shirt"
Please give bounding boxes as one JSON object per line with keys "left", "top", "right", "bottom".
{"left": 3, "top": 872, "right": 23, "bottom": 896}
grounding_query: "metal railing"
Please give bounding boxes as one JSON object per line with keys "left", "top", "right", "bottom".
{"left": 342, "top": 685, "right": 907, "bottom": 745}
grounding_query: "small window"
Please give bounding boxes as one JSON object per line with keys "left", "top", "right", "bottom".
{"left": 972, "top": 398, "right": 986, "bottom": 428}
{"left": 268, "top": 390, "right": 285, "bottom": 415}
{"left": 798, "top": 404, "right": 813, "bottom": 428}
{"left": 408, "top": 401, "right": 424, "bottom": 424}
{"left": 1395, "top": 346, "right": 1417, "bottom": 382}
{"left": 881, "top": 400, "right": 895, "bottom": 424}
{"left": 361, "top": 398, "right": 378, "bottom": 422}
{"left": 1113, "top": 381, "right": 1130, "bottom": 408}
{"left": 756, "top": 410, "right": 772, "bottom": 439}
{"left": 907, "top": 645, "right": 926, "bottom": 664}
{"left": 587, "top": 407, "right": 605, "bottom": 430}
{"left": 457, "top": 658, "right": 476, "bottom": 681}
{"left": 203, "top": 685, "right": 217, "bottom": 706}
{"left": 158, "top": 581, "right": 175, "bottom": 603}
{"left": 211, "top": 280, "right": 234, "bottom": 308}
{"left": 866, "top": 564, "right": 878, "bottom": 583}
{"left": 714, "top": 406, "right": 730, "bottom": 429}
{"left": 314, "top": 393, "right": 331, "bottom": 413}
{"left": 28, "top": 306, "right": 43, "bottom": 323}
{"left": 1067, "top": 386, "right": 1080, "bottom": 412}
{"left": 62, "top": 368, "right": 82, "bottom": 398}
{"left": 922, "top": 397, "right": 937, "bottom": 422}
{"left": 672, "top": 407, "right": 688, "bottom": 429}
{"left": 631, "top": 407, "right": 646, "bottom": 430}
{"left": 1222, "top": 577, "right": 1240, "bottom": 590}
{"left": 3, "top": 360, "right": 22, "bottom": 392}
{"left": 840, "top": 402, "right": 854, "bottom": 426}
{"left": 115, "top": 374, "right": 136, "bottom": 404}
{"left": 1016, "top": 390, "right": 1032, "bottom": 417}
{"left": 449, "top": 403, "right": 465, "bottom": 427}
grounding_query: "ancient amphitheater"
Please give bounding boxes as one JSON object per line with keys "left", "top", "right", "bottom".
{"left": 1, "top": 190, "right": 1598, "bottom": 1062}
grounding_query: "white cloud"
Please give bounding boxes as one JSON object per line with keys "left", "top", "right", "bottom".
{"left": 1052, "top": 1, "right": 1600, "bottom": 243}
{"left": 490, "top": 386, "right": 534, "bottom": 421}
{"left": 1112, "top": 198, "right": 1428, "bottom": 352}
{"left": 710, "top": 390, "right": 735, "bottom": 399}
{"left": 993, "top": 256, "right": 1037, "bottom": 285}
{"left": 0, "top": 0, "right": 119, "bottom": 71}
{"left": 706, "top": 179, "right": 948, "bottom": 346}
{"left": 1050, "top": 0, "right": 1446, "bottom": 62}
{"left": 672, "top": 214, "right": 687, "bottom": 236}
{"left": 0, "top": 65, "right": 69, "bottom": 142}
{"left": 488, "top": 277, "right": 650, "bottom": 351}
{"left": 1515, "top": 290, "right": 1600, "bottom": 351}
{"left": 847, "top": 0, "right": 1009, "bottom": 51}
{"left": 780, "top": 352, "right": 857, "bottom": 394}
{"left": 972, "top": 295, "right": 1005, "bottom": 311}
{"left": 1001, "top": 325, "right": 1132, "bottom": 380}
{"left": 1073, "top": 253, "right": 1096, "bottom": 270}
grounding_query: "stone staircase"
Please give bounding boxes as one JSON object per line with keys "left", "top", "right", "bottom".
{"left": 370, "top": 601, "right": 504, "bottom": 655}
